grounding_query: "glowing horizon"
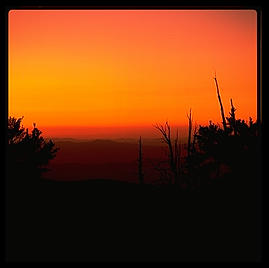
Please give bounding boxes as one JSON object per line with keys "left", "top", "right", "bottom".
{"left": 9, "top": 10, "right": 257, "bottom": 137}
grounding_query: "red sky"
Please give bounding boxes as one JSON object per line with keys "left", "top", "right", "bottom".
{"left": 8, "top": 10, "right": 257, "bottom": 138}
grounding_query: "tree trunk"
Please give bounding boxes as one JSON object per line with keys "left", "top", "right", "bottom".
{"left": 214, "top": 77, "right": 227, "bottom": 132}
{"left": 138, "top": 136, "right": 144, "bottom": 184}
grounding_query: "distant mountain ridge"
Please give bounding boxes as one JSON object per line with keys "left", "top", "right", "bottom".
{"left": 49, "top": 137, "right": 188, "bottom": 145}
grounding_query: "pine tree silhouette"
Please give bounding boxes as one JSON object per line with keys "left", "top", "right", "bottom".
{"left": 7, "top": 116, "right": 59, "bottom": 183}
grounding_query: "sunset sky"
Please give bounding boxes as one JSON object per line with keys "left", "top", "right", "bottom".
{"left": 8, "top": 10, "right": 257, "bottom": 138}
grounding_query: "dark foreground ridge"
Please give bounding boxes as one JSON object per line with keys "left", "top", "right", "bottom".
{"left": 6, "top": 113, "right": 261, "bottom": 262}
{"left": 6, "top": 176, "right": 260, "bottom": 262}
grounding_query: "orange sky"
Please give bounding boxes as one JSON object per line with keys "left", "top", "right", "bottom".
{"left": 8, "top": 10, "right": 257, "bottom": 138}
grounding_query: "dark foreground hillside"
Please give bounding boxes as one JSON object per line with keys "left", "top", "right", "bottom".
{"left": 6, "top": 174, "right": 260, "bottom": 262}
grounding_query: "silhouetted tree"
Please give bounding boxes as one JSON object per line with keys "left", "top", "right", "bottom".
{"left": 187, "top": 109, "right": 192, "bottom": 158}
{"left": 138, "top": 136, "right": 144, "bottom": 184}
{"left": 174, "top": 129, "right": 181, "bottom": 180}
{"left": 154, "top": 122, "right": 180, "bottom": 185}
{"left": 191, "top": 101, "right": 259, "bottom": 185}
{"left": 227, "top": 99, "right": 237, "bottom": 136}
{"left": 192, "top": 122, "right": 198, "bottom": 154}
{"left": 7, "top": 116, "right": 59, "bottom": 182}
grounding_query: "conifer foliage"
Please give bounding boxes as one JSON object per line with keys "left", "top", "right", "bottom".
{"left": 7, "top": 116, "right": 59, "bottom": 180}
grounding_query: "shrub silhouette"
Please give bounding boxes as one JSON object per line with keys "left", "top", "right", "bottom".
{"left": 7, "top": 116, "right": 59, "bottom": 182}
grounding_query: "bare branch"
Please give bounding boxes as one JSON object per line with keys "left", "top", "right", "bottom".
{"left": 154, "top": 121, "right": 178, "bottom": 184}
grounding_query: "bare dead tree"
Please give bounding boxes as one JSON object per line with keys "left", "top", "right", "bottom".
{"left": 178, "top": 139, "right": 182, "bottom": 176}
{"left": 174, "top": 129, "right": 180, "bottom": 184}
{"left": 187, "top": 108, "right": 193, "bottom": 158}
{"left": 214, "top": 75, "right": 227, "bottom": 132}
{"left": 154, "top": 121, "right": 178, "bottom": 184}
{"left": 192, "top": 122, "right": 198, "bottom": 153}
{"left": 138, "top": 136, "right": 144, "bottom": 184}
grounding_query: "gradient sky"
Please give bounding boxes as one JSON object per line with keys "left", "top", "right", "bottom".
{"left": 8, "top": 10, "right": 257, "bottom": 138}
